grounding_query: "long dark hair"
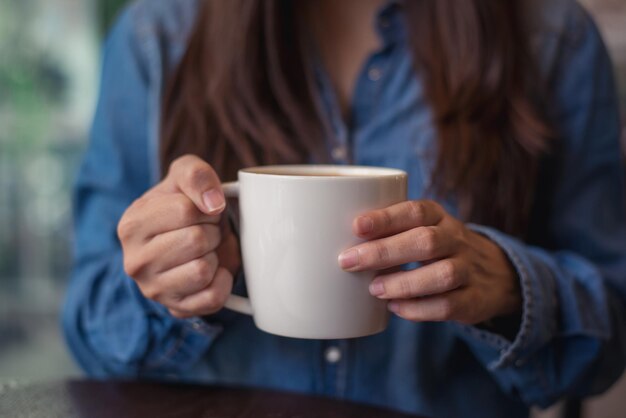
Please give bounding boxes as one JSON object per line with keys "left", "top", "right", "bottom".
{"left": 161, "top": 0, "right": 551, "bottom": 237}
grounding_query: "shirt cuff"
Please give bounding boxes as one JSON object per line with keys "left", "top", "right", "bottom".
{"left": 456, "top": 224, "right": 558, "bottom": 370}
{"left": 138, "top": 265, "right": 247, "bottom": 375}
{"left": 139, "top": 296, "right": 223, "bottom": 375}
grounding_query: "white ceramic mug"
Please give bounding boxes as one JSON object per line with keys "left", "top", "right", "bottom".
{"left": 221, "top": 165, "right": 407, "bottom": 339}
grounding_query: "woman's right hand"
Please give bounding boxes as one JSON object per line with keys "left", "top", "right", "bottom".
{"left": 117, "top": 155, "right": 241, "bottom": 319}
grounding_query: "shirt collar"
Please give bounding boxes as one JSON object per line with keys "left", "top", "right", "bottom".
{"left": 375, "top": 0, "right": 406, "bottom": 48}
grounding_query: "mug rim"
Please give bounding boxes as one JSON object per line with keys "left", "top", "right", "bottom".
{"left": 239, "top": 164, "right": 407, "bottom": 179}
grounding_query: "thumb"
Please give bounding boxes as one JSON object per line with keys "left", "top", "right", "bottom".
{"left": 166, "top": 154, "right": 225, "bottom": 215}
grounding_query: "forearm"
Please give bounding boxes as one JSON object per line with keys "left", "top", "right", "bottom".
{"left": 458, "top": 224, "right": 626, "bottom": 407}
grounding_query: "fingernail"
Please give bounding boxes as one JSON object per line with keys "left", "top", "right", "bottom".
{"left": 369, "top": 279, "right": 385, "bottom": 296}
{"left": 338, "top": 248, "right": 359, "bottom": 270}
{"left": 203, "top": 189, "right": 225, "bottom": 212}
{"left": 388, "top": 302, "right": 399, "bottom": 313}
{"left": 356, "top": 216, "right": 374, "bottom": 234}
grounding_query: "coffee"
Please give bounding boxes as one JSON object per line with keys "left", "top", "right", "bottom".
{"left": 274, "top": 172, "right": 350, "bottom": 177}
{"left": 243, "top": 165, "right": 403, "bottom": 178}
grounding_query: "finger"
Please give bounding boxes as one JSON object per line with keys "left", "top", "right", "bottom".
{"left": 172, "top": 267, "right": 233, "bottom": 316}
{"left": 369, "top": 259, "right": 468, "bottom": 299}
{"left": 338, "top": 225, "right": 456, "bottom": 272}
{"left": 165, "top": 154, "right": 225, "bottom": 215}
{"left": 387, "top": 290, "right": 466, "bottom": 322}
{"left": 216, "top": 229, "right": 242, "bottom": 276}
{"left": 118, "top": 193, "right": 220, "bottom": 244}
{"left": 168, "top": 308, "right": 192, "bottom": 319}
{"left": 145, "top": 252, "right": 220, "bottom": 302}
{"left": 354, "top": 200, "right": 445, "bottom": 238}
{"left": 139, "top": 224, "right": 221, "bottom": 274}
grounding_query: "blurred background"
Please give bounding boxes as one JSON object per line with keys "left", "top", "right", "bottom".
{"left": 0, "top": 0, "right": 126, "bottom": 379}
{"left": 0, "top": 0, "right": 624, "bottom": 417}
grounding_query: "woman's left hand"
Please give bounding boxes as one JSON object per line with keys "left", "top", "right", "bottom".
{"left": 338, "top": 200, "right": 522, "bottom": 325}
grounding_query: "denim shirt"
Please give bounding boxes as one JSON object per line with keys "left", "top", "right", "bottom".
{"left": 62, "top": 1, "right": 626, "bottom": 417}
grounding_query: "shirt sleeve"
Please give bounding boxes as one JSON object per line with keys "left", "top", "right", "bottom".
{"left": 61, "top": 6, "right": 222, "bottom": 379}
{"left": 455, "top": 4, "right": 626, "bottom": 407}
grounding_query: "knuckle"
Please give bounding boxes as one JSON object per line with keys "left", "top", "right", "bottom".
{"left": 186, "top": 225, "right": 208, "bottom": 251}
{"left": 169, "top": 309, "right": 190, "bottom": 319}
{"left": 117, "top": 214, "right": 138, "bottom": 242}
{"left": 169, "top": 154, "right": 194, "bottom": 176}
{"left": 190, "top": 258, "right": 212, "bottom": 282}
{"left": 169, "top": 156, "right": 184, "bottom": 173}
{"left": 373, "top": 241, "right": 391, "bottom": 265}
{"left": 439, "top": 260, "right": 459, "bottom": 288}
{"left": 184, "top": 162, "right": 211, "bottom": 188}
{"left": 379, "top": 208, "right": 393, "bottom": 229}
{"left": 190, "top": 253, "right": 218, "bottom": 283}
{"left": 123, "top": 254, "right": 146, "bottom": 279}
{"left": 202, "top": 224, "right": 222, "bottom": 250}
{"left": 122, "top": 257, "right": 136, "bottom": 277}
{"left": 408, "top": 201, "right": 426, "bottom": 223}
{"left": 418, "top": 227, "right": 439, "bottom": 255}
{"left": 142, "top": 285, "right": 162, "bottom": 302}
{"left": 398, "top": 277, "right": 416, "bottom": 298}
{"left": 424, "top": 199, "right": 442, "bottom": 212}
{"left": 169, "top": 290, "right": 184, "bottom": 302}
{"left": 131, "top": 196, "right": 149, "bottom": 211}
{"left": 203, "top": 291, "right": 224, "bottom": 311}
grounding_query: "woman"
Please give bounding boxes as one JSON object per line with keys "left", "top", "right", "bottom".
{"left": 63, "top": 0, "right": 626, "bottom": 417}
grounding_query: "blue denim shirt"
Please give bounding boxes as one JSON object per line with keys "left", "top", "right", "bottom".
{"left": 62, "top": 1, "right": 626, "bottom": 417}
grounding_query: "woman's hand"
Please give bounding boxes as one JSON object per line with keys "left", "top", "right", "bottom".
{"left": 117, "top": 155, "right": 241, "bottom": 319}
{"left": 338, "top": 200, "right": 521, "bottom": 325}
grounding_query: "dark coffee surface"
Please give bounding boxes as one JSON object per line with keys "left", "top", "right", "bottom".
{"left": 0, "top": 379, "right": 426, "bottom": 418}
{"left": 271, "top": 172, "right": 351, "bottom": 176}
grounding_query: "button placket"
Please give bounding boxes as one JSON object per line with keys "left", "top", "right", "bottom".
{"left": 325, "top": 346, "right": 342, "bottom": 364}
{"left": 321, "top": 340, "right": 350, "bottom": 397}
{"left": 335, "top": 339, "right": 349, "bottom": 397}
{"left": 367, "top": 66, "right": 382, "bottom": 81}
{"left": 331, "top": 146, "right": 348, "bottom": 162}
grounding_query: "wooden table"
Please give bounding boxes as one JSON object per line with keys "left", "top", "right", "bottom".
{"left": 0, "top": 379, "right": 425, "bottom": 418}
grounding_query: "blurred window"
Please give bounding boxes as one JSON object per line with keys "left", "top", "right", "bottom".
{"left": 0, "top": 0, "right": 128, "bottom": 380}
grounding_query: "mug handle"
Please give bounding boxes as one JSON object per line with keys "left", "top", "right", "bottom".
{"left": 220, "top": 181, "right": 253, "bottom": 315}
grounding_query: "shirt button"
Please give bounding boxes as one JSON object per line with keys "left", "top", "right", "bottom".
{"left": 331, "top": 146, "right": 348, "bottom": 161}
{"left": 325, "top": 346, "right": 342, "bottom": 364}
{"left": 368, "top": 67, "right": 382, "bottom": 81}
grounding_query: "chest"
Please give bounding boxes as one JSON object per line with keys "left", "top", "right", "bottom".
{"left": 315, "top": 42, "right": 440, "bottom": 205}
